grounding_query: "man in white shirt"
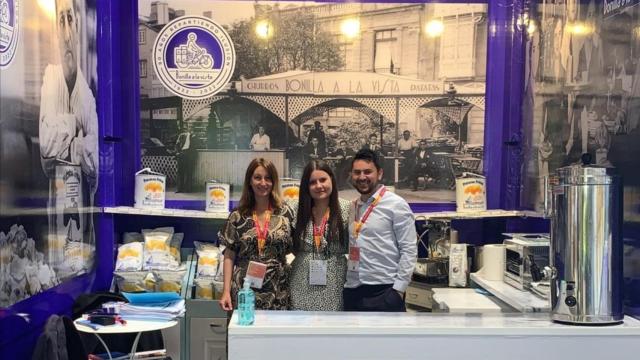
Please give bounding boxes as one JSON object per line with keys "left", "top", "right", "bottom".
{"left": 344, "top": 149, "right": 417, "bottom": 312}
{"left": 249, "top": 126, "right": 270, "bottom": 151}
{"left": 397, "top": 130, "right": 416, "bottom": 153}
{"left": 397, "top": 130, "right": 416, "bottom": 184}
{"left": 175, "top": 131, "right": 195, "bottom": 192}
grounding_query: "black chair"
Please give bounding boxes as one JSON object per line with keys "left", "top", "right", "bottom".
{"left": 32, "top": 314, "right": 87, "bottom": 360}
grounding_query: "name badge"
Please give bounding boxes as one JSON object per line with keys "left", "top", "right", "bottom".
{"left": 246, "top": 261, "right": 267, "bottom": 289}
{"left": 347, "top": 246, "right": 360, "bottom": 272}
{"left": 309, "top": 259, "right": 327, "bottom": 286}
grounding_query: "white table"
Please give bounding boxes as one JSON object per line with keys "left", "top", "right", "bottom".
{"left": 74, "top": 318, "right": 177, "bottom": 360}
{"left": 228, "top": 311, "right": 640, "bottom": 359}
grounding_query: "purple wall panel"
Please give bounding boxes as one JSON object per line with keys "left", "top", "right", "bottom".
{"left": 0, "top": 1, "right": 138, "bottom": 358}
{"left": 484, "top": 0, "right": 527, "bottom": 210}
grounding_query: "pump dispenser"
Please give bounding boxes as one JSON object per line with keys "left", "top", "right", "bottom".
{"left": 237, "top": 278, "right": 255, "bottom": 325}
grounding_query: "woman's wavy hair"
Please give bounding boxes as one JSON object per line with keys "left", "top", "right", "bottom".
{"left": 236, "top": 158, "right": 283, "bottom": 216}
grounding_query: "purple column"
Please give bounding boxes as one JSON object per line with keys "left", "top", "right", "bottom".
{"left": 484, "top": 0, "right": 527, "bottom": 210}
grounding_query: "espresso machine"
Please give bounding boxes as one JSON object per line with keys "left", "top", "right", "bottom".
{"left": 545, "top": 154, "right": 623, "bottom": 325}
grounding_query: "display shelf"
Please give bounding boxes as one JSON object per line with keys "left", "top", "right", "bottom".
{"left": 414, "top": 209, "right": 542, "bottom": 220}
{"left": 104, "top": 206, "right": 229, "bottom": 219}
{"left": 470, "top": 273, "right": 550, "bottom": 313}
{"left": 0, "top": 206, "right": 102, "bottom": 216}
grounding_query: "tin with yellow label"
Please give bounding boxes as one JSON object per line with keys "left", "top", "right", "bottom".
{"left": 134, "top": 168, "right": 166, "bottom": 209}
{"left": 280, "top": 178, "right": 300, "bottom": 200}
{"left": 205, "top": 181, "right": 230, "bottom": 213}
{"left": 455, "top": 173, "right": 486, "bottom": 212}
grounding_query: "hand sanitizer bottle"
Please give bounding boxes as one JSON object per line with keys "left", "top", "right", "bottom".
{"left": 237, "top": 278, "right": 255, "bottom": 325}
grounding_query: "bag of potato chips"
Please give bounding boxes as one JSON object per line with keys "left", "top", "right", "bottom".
{"left": 194, "top": 241, "right": 220, "bottom": 278}
{"left": 169, "top": 233, "right": 184, "bottom": 263}
{"left": 155, "top": 270, "right": 186, "bottom": 294}
{"left": 115, "top": 242, "right": 144, "bottom": 271}
{"left": 143, "top": 229, "right": 177, "bottom": 270}
{"left": 114, "top": 271, "right": 155, "bottom": 292}
{"left": 194, "top": 278, "right": 215, "bottom": 300}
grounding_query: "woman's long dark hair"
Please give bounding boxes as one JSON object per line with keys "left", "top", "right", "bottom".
{"left": 236, "top": 158, "right": 283, "bottom": 216}
{"left": 293, "top": 160, "right": 345, "bottom": 253}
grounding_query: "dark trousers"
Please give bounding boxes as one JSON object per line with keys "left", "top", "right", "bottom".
{"left": 176, "top": 151, "right": 195, "bottom": 192}
{"left": 343, "top": 284, "right": 406, "bottom": 312}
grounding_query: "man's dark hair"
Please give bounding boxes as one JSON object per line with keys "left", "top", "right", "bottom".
{"left": 352, "top": 148, "right": 382, "bottom": 170}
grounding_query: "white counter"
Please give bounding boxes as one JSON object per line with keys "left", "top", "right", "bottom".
{"left": 194, "top": 150, "right": 287, "bottom": 186}
{"left": 228, "top": 311, "right": 640, "bottom": 359}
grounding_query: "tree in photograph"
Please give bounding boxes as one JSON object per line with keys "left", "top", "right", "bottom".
{"left": 227, "top": 11, "right": 343, "bottom": 80}
{"left": 332, "top": 113, "right": 395, "bottom": 152}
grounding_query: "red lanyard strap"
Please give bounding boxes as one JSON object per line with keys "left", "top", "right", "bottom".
{"left": 312, "top": 208, "right": 330, "bottom": 251}
{"left": 252, "top": 208, "right": 271, "bottom": 256}
{"left": 353, "top": 186, "right": 386, "bottom": 238}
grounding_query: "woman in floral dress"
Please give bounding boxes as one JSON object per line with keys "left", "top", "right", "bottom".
{"left": 219, "top": 158, "right": 294, "bottom": 310}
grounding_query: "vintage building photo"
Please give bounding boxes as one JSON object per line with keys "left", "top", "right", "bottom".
{"left": 138, "top": 1, "right": 487, "bottom": 203}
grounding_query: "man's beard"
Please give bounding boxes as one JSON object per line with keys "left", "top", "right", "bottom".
{"left": 354, "top": 178, "right": 379, "bottom": 195}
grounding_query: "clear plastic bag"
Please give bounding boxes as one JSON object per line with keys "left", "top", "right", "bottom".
{"left": 115, "top": 242, "right": 144, "bottom": 271}
{"left": 194, "top": 241, "right": 220, "bottom": 278}
{"left": 114, "top": 271, "right": 155, "bottom": 292}
{"left": 155, "top": 269, "right": 186, "bottom": 293}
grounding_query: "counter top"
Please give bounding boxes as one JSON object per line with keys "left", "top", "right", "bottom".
{"left": 229, "top": 311, "right": 640, "bottom": 336}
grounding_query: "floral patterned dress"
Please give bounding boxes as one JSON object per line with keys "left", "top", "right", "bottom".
{"left": 218, "top": 204, "right": 295, "bottom": 310}
{"left": 289, "top": 198, "right": 350, "bottom": 311}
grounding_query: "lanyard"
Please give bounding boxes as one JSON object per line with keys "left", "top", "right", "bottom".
{"left": 252, "top": 207, "right": 271, "bottom": 256}
{"left": 353, "top": 186, "right": 386, "bottom": 238}
{"left": 312, "top": 208, "right": 330, "bottom": 252}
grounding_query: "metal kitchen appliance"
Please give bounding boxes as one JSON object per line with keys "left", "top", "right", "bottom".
{"left": 545, "top": 154, "right": 623, "bottom": 325}
{"left": 503, "top": 233, "right": 549, "bottom": 291}
{"left": 414, "top": 219, "right": 449, "bottom": 284}
{"left": 413, "top": 257, "right": 449, "bottom": 284}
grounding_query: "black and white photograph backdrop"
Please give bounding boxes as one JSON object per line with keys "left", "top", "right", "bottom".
{"left": 0, "top": 0, "right": 98, "bottom": 307}
{"left": 138, "top": 1, "right": 488, "bottom": 203}
{"left": 523, "top": 0, "right": 640, "bottom": 221}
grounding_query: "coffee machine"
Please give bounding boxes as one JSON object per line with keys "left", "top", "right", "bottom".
{"left": 545, "top": 154, "right": 623, "bottom": 325}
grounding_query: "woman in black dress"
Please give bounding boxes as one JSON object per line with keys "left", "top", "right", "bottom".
{"left": 289, "top": 160, "right": 349, "bottom": 311}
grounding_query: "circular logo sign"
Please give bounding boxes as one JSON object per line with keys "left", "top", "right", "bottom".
{"left": 0, "top": 0, "right": 20, "bottom": 69}
{"left": 153, "top": 16, "right": 236, "bottom": 99}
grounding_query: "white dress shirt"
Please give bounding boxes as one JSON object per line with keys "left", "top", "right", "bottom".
{"left": 345, "top": 185, "right": 417, "bottom": 292}
{"left": 250, "top": 133, "right": 270, "bottom": 151}
{"left": 398, "top": 137, "right": 416, "bottom": 152}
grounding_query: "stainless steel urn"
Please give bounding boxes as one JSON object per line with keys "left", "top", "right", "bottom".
{"left": 545, "top": 155, "right": 623, "bottom": 325}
